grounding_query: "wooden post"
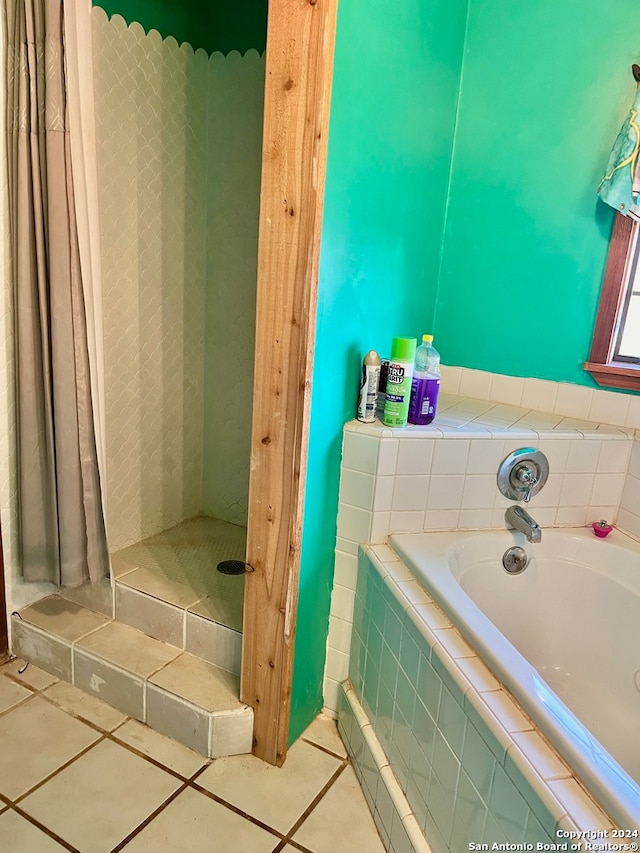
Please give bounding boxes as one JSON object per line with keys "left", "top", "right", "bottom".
{"left": 241, "top": 0, "right": 337, "bottom": 765}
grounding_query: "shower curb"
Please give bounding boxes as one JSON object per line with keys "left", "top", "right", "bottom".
{"left": 10, "top": 597, "right": 253, "bottom": 760}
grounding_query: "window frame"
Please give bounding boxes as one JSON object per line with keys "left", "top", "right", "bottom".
{"left": 584, "top": 211, "right": 640, "bottom": 390}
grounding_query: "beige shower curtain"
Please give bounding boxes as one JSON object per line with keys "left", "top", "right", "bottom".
{"left": 5, "top": 0, "right": 109, "bottom": 586}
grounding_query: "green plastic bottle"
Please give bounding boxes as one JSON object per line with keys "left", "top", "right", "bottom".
{"left": 382, "top": 337, "right": 417, "bottom": 427}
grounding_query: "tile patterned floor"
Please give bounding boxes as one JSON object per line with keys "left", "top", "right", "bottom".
{"left": 0, "top": 659, "right": 385, "bottom": 853}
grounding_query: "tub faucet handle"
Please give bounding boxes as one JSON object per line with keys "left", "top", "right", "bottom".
{"left": 515, "top": 465, "right": 537, "bottom": 503}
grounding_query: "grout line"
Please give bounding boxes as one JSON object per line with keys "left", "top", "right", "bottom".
{"left": 37, "top": 690, "right": 123, "bottom": 738}
{"left": 108, "top": 782, "right": 189, "bottom": 853}
{"left": 109, "top": 717, "right": 130, "bottom": 735}
{"left": 190, "top": 778, "right": 286, "bottom": 840}
{"left": 12, "top": 735, "right": 108, "bottom": 806}
{"left": 105, "top": 728, "right": 208, "bottom": 784}
{"left": 1, "top": 664, "right": 59, "bottom": 693}
{"left": 0, "top": 691, "right": 37, "bottom": 719}
{"left": 8, "top": 803, "right": 82, "bottom": 852}
{"left": 1, "top": 668, "right": 359, "bottom": 851}
{"left": 299, "top": 736, "right": 348, "bottom": 762}
{"left": 280, "top": 761, "right": 349, "bottom": 842}
{"left": 271, "top": 839, "right": 315, "bottom": 853}
{"left": 188, "top": 763, "right": 210, "bottom": 784}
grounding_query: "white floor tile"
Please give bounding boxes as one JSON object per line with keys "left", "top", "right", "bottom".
{"left": 20, "top": 739, "right": 182, "bottom": 852}
{"left": 0, "top": 809, "right": 67, "bottom": 852}
{"left": 119, "top": 787, "right": 277, "bottom": 852}
{"left": 113, "top": 719, "right": 208, "bottom": 778}
{"left": 43, "top": 680, "right": 127, "bottom": 731}
{"left": 0, "top": 662, "right": 383, "bottom": 853}
{"left": 293, "top": 765, "right": 386, "bottom": 853}
{"left": 0, "top": 673, "right": 33, "bottom": 713}
{"left": 197, "top": 738, "right": 342, "bottom": 834}
{"left": 2, "top": 659, "right": 58, "bottom": 691}
{"left": 301, "top": 712, "right": 348, "bottom": 758}
{"left": 0, "top": 696, "right": 100, "bottom": 799}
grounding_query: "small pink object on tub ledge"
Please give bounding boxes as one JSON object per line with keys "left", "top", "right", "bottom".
{"left": 592, "top": 520, "right": 613, "bottom": 538}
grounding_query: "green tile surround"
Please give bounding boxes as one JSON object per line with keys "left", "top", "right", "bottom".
{"left": 341, "top": 546, "right": 616, "bottom": 852}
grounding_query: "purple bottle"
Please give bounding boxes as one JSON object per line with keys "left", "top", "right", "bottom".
{"left": 408, "top": 335, "right": 440, "bottom": 425}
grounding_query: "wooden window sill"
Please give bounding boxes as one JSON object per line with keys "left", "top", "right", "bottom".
{"left": 583, "top": 361, "right": 640, "bottom": 391}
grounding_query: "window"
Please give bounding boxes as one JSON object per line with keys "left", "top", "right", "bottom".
{"left": 584, "top": 212, "right": 640, "bottom": 390}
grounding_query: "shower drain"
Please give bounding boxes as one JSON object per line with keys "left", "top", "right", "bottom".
{"left": 216, "top": 560, "right": 247, "bottom": 575}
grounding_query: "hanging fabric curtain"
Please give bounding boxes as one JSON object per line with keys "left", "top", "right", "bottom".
{"left": 4, "top": 0, "right": 109, "bottom": 586}
{"left": 598, "top": 67, "right": 640, "bottom": 217}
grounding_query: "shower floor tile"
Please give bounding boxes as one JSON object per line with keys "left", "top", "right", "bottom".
{"left": 113, "top": 516, "right": 245, "bottom": 631}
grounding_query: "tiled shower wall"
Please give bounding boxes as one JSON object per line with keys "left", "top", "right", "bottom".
{"left": 203, "top": 52, "right": 264, "bottom": 528}
{"left": 93, "top": 10, "right": 264, "bottom": 549}
{"left": 619, "top": 437, "right": 640, "bottom": 539}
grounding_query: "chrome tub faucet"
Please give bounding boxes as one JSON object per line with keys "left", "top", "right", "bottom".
{"left": 505, "top": 505, "right": 542, "bottom": 543}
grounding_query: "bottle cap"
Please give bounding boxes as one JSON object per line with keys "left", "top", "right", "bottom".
{"left": 390, "top": 337, "right": 417, "bottom": 362}
{"left": 422, "top": 334, "right": 434, "bottom": 343}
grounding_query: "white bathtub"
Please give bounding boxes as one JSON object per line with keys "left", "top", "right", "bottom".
{"left": 388, "top": 526, "right": 640, "bottom": 830}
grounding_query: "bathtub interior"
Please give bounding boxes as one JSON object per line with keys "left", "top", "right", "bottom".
{"left": 454, "top": 551, "right": 639, "bottom": 780}
{"left": 387, "top": 528, "right": 640, "bottom": 830}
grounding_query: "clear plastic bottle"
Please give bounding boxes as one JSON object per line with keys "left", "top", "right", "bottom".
{"left": 408, "top": 334, "right": 440, "bottom": 425}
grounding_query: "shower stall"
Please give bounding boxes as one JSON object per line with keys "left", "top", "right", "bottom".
{"left": 93, "top": 10, "right": 265, "bottom": 651}
{"left": 2, "top": 0, "right": 335, "bottom": 764}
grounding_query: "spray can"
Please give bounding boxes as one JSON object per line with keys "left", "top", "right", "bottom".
{"left": 357, "top": 350, "right": 382, "bottom": 422}
{"left": 382, "top": 337, "right": 417, "bottom": 427}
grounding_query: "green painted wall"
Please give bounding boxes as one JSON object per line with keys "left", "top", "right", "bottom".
{"left": 288, "top": 0, "right": 470, "bottom": 742}
{"left": 92, "top": 0, "right": 267, "bottom": 54}
{"left": 91, "top": 0, "right": 640, "bottom": 743}
{"left": 434, "top": 0, "right": 640, "bottom": 385}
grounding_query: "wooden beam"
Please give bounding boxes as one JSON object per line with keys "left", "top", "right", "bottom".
{"left": 241, "top": 0, "right": 337, "bottom": 766}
